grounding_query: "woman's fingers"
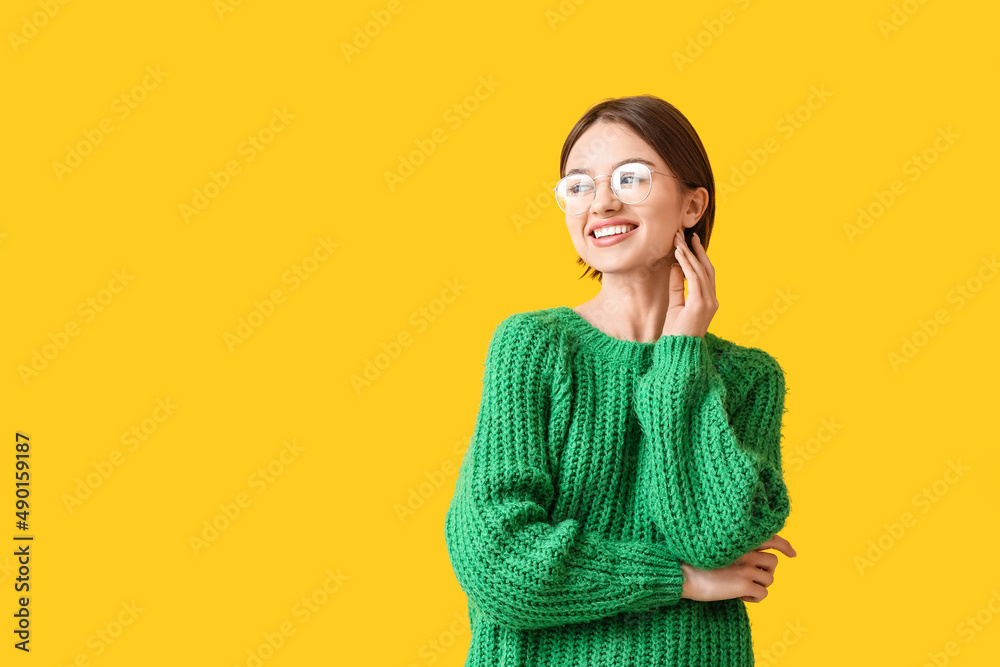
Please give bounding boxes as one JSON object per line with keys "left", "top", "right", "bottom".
{"left": 740, "top": 585, "right": 769, "bottom": 604}
{"left": 738, "top": 574, "right": 770, "bottom": 603}
{"left": 755, "top": 533, "right": 797, "bottom": 559}
{"left": 662, "top": 227, "right": 719, "bottom": 338}
{"left": 668, "top": 261, "right": 686, "bottom": 309}
{"left": 674, "top": 230, "right": 705, "bottom": 299}
{"left": 684, "top": 551, "right": 785, "bottom": 603}
{"left": 771, "top": 533, "right": 797, "bottom": 558}
{"left": 662, "top": 261, "right": 693, "bottom": 338}
{"left": 741, "top": 549, "right": 779, "bottom": 575}
{"left": 689, "top": 232, "right": 717, "bottom": 297}
{"left": 746, "top": 561, "right": 774, "bottom": 588}
{"left": 675, "top": 229, "right": 719, "bottom": 319}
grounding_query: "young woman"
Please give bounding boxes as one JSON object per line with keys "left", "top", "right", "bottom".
{"left": 444, "top": 95, "right": 797, "bottom": 667}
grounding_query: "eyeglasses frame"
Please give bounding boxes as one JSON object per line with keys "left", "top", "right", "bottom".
{"left": 553, "top": 162, "right": 684, "bottom": 216}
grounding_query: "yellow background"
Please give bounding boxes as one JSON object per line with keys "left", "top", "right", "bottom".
{"left": 2, "top": 0, "right": 998, "bottom": 664}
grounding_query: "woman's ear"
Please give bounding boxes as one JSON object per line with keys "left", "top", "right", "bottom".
{"left": 685, "top": 188, "right": 709, "bottom": 223}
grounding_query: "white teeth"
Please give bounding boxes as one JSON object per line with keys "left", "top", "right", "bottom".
{"left": 593, "top": 224, "right": 636, "bottom": 239}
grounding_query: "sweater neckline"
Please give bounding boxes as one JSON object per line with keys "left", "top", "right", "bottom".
{"left": 553, "top": 306, "right": 660, "bottom": 366}
{"left": 552, "top": 305, "right": 717, "bottom": 366}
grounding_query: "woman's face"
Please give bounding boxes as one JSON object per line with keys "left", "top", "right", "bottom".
{"left": 563, "top": 121, "right": 704, "bottom": 279}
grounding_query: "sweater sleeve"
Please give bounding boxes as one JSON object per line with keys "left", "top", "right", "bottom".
{"left": 444, "top": 314, "right": 687, "bottom": 631}
{"left": 634, "top": 334, "right": 791, "bottom": 571}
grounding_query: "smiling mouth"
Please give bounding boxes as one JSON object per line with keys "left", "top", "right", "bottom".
{"left": 591, "top": 224, "right": 638, "bottom": 239}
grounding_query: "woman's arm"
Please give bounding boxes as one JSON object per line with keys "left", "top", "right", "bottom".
{"left": 634, "top": 333, "right": 791, "bottom": 571}
{"left": 445, "top": 314, "right": 687, "bottom": 631}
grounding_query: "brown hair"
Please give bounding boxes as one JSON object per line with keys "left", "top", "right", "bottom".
{"left": 558, "top": 94, "right": 716, "bottom": 282}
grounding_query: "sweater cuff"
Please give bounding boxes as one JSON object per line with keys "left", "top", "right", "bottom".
{"left": 632, "top": 545, "right": 686, "bottom": 607}
{"left": 573, "top": 536, "right": 686, "bottom": 607}
{"left": 651, "top": 334, "right": 705, "bottom": 378}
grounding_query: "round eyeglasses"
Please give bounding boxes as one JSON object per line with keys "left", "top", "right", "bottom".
{"left": 554, "top": 162, "right": 681, "bottom": 216}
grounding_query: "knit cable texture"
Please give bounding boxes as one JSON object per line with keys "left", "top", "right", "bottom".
{"left": 444, "top": 307, "right": 791, "bottom": 666}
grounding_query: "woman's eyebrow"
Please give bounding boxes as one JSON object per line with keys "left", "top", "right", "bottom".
{"left": 565, "top": 157, "right": 656, "bottom": 176}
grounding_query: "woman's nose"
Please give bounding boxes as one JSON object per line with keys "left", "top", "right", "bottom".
{"left": 591, "top": 179, "right": 620, "bottom": 211}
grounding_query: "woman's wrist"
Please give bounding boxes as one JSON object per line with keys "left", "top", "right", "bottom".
{"left": 680, "top": 562, "right": 695, "bottom": 599}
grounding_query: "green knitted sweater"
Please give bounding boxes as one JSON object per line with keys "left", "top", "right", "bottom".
{"left": 444, "top": 306, "right": 792, "bottom": 666}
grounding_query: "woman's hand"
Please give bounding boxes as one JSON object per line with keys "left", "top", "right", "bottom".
{"left": 663, "top": 229, "right": 718, "bottom": 338}
{"left": 680, "top": 533, "right": 797, "bottom": 603}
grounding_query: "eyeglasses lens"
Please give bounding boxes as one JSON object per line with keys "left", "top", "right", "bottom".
{"left": 555, "top": 163, "right": 652, "bottom": 214}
